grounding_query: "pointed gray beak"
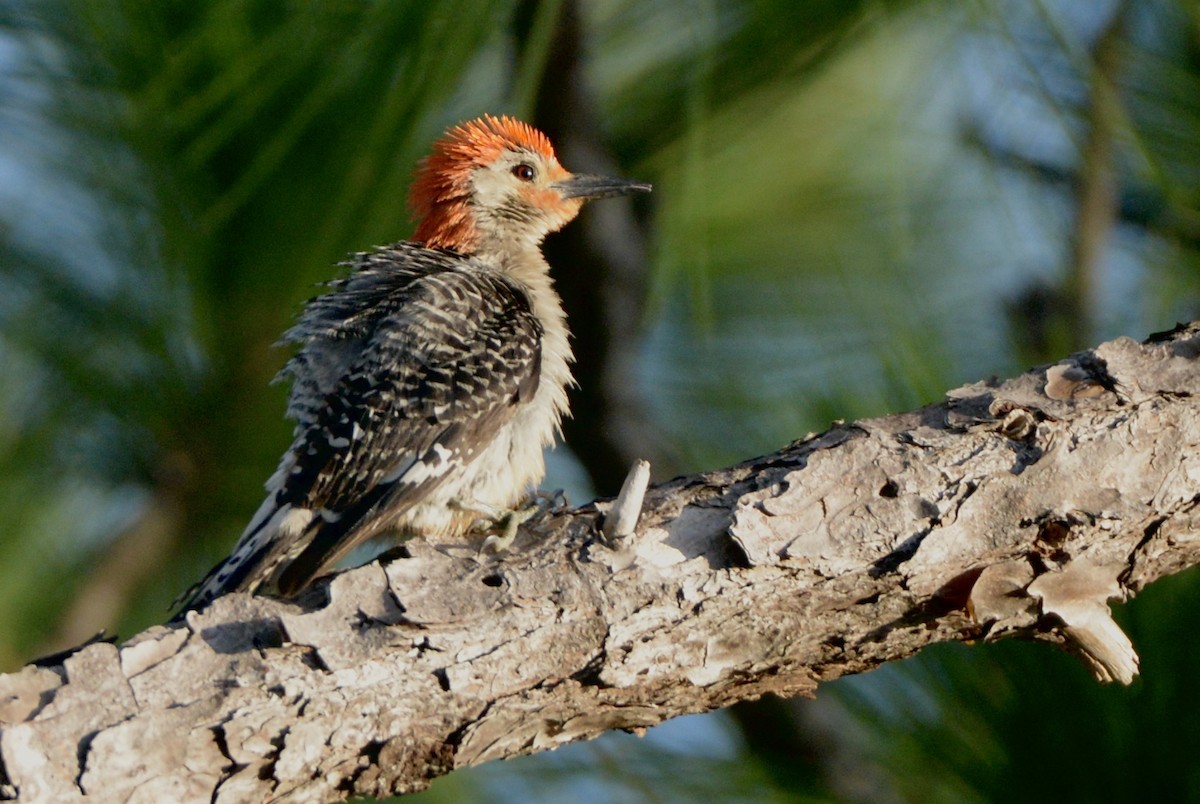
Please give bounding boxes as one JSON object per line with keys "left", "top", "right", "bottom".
{"left": 553, "top": 174, "right": 653, "bottom": 200}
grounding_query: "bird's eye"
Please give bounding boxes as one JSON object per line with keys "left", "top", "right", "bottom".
{"left": 511, "top": 163, "right": 536, "bottom": 182}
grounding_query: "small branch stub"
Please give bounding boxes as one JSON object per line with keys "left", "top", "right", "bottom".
{"left": 601, "top": 458, "right": 651, "bottom": 543}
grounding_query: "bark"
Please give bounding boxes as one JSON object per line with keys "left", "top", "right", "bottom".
{"left": 4, "top": 323, "right": 1200, "bottom": 803}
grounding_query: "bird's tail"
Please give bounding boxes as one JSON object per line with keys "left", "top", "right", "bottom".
{"left": 274, "top": 482, "right": 396, "bottom": 596}
{"left": 169, "top": 499, "right": 318, "bottom": 621}
{"left": 169, "top": 484, "right": 404, "bottom": 621}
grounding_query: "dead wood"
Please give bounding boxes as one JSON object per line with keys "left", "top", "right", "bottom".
{"left": 3, "top": 323, "right": 1200, "bottom": 802}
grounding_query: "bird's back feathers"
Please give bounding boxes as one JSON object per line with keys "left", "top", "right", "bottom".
{"left": 173, "top": 244, "right": 544, "bottom": 615}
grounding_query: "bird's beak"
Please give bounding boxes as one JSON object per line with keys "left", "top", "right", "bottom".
{"left": 553, "top": 174, "right": 652, "bottom": 200}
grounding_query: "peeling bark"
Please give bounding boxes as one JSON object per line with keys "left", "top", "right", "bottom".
{"left": 4, "top": 323, "right": 1200, "bottom": 802}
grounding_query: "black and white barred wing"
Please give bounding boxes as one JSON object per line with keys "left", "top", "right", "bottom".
{"left": 175, "top": 251, "right": 542, "bottom": 614}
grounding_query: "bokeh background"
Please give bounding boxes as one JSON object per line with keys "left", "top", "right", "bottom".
{"left": 2, "top": 0, "right": 1199, "bottom": 801}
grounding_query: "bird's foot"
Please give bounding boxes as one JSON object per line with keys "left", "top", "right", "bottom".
{"left": 529, "top": 488, "right": 569, "bottom": 512}
{"left": 455, "top": 491, "right": 566, "bottom": 555}
{"left": 478, "top": 504, "right": 539, "bottom": 555}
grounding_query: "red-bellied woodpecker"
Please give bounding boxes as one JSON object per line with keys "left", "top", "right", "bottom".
{"left": 176, "top": 115, "right": 650, "bottom": 615}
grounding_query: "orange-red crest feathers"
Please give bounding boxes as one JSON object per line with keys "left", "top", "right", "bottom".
{"left": 410, "top": 115, "right": 558, "bottom": 251}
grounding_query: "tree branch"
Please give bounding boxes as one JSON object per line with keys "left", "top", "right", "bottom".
{"left": 4, "top": 323, "right": 1200, "bottom": 802}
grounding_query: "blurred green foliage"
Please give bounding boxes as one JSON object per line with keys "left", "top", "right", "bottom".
{"left": 1, "top": 0, "right": 1198, "bottom": 801}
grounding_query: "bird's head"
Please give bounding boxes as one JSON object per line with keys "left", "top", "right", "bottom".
{"left": 410, "top": 115, "right": 650, "bottom": 253}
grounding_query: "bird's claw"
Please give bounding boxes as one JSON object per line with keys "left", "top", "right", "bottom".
{"left": 479, "top": 504, "right": 539, "bottom": 554}
{"left": 531, "top": 488, "right": 569, "bottom": 512}
{"left": 466, "top": 490, "right": 566, "bottom": 555}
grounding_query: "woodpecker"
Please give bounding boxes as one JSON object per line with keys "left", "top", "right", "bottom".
{"left": 176, "top": 115, "right": 650, "bottom": 615}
